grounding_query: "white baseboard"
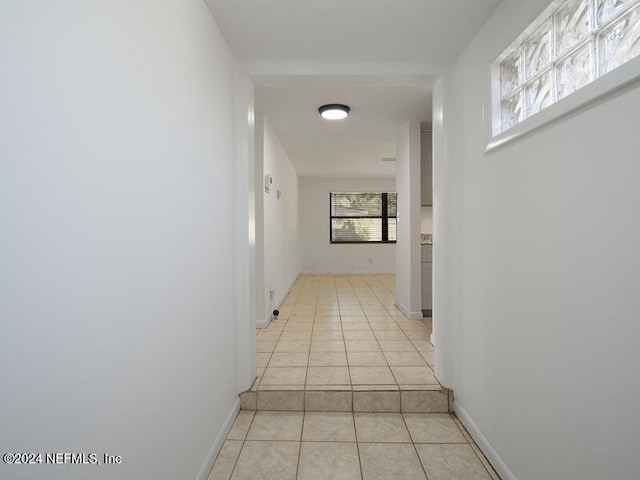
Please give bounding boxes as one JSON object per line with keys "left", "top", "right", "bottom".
{"left": 194, "top": 398, "right": 240, "bottom": 480}
{"left": 395, "top": 302, "right": 424, "bottom": 320}
{"left": 454, "top": 402, "right": 517, "bottom": 480}
{"left": 257, "top": 274, "right": 300, "bottom": 329}
{"left": 256, "top": 316, "right": 271, "bottom": 329}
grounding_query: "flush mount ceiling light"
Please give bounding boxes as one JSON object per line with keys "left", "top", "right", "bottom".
{"left": 318, "top": 104, "right": 350, "bottom": 120}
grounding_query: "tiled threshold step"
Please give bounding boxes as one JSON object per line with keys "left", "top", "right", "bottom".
{"left": 240, "top": 385, "right": 452, "bottom": 413}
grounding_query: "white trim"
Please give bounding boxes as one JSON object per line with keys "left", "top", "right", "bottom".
{"left": 454, "top": 402, "right": 518, "bottom": 480}
{"left": 256, "top": 316, "right": 271, "bottom": 329}
{"left": 486, "top": 55, "right": 640, "bottom": 152}
{"left": 194, "top": 398, "right": 240, "bottom": 480}
{"left": 242, "top": 60, "right": 448, "bottom": 78}
{"left": 257, "top": 274, "right": 300, "bottom": 329}
{"left": 395, "top": 302, "right": 411, "bottom": 318}
{"left": 395, "top": 302, "right": 424, "bottom": 320}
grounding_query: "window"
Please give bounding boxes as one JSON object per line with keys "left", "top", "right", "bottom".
{"left": 330, "top": 192, "right": 397, "bottom": 243}
{"left": 493, "top": 0, "right": 640, "bottom": 136}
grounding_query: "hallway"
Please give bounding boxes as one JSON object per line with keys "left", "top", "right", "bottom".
{"left": 209, "top": 276, "right": 500, "bottom": 479}
{"left": 242, "top": 275, "right": 449, "bottom": 412}
{"left": 258, "top": 274, "right": 435, "bottom": 390}
{"left": 4, "top": 2, "right": 639, "bottom": 479}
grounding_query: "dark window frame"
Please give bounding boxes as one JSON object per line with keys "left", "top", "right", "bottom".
{"left": 329, "top": 192, "right": 397, "bottom": 244}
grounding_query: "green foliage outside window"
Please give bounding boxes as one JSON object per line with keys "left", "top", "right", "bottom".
{"left": 330, "top": 192, "right": 397, "bottom": 243}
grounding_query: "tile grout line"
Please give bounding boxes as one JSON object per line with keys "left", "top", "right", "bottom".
{"left": 469, "top": 442, "right": 502, "bottom": 480}
{"left": 340, "top": 275, "right": 354, "bottom": 390}
{"left": 383, "top": 292, "right": 439, "bottom": 391}
{"left": 399, "top": 411, "right": 432, "bottom": 480}
{"left": 224, "top": 438, "right": 244, "bottom": 480}
{"left": 343, "top": 275, "right": 356, "bottom": 412}
{"left": 360, "top": 289, "right": 404, "bottom": 393}
{"left": 352, "top": 410, "right": 365, "bottom": 480}
{"left": 224, "top": 410, "right": 257, "bottom": 480}
{"left": 260, "top": 287, "right": 294, "bottom": 389}
{"left": 301, "top": 293, "right": 317, "bottom": 408}
{"left": 293, "top": 410, "right": 306, "bottom": 480}
{"left": 449, "top": 411, "right": 499, "bottom": 479}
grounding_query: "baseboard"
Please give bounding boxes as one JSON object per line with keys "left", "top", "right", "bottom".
{"left": 395, "top": 302, "right": 425, "bottom": 320}
{"left": 256, "top": 292, "right": 283, "bottom": 330}
{"left": 194, "top": 398, "right": 240, "bottom": 480}
{"left": 257, "top": 274, "right": 300, "bottom": 329}
{"left": 256, "top": 316, "right": 271, "bottom": 329}
{"left": 454, "top": 402, "right": 517, "bottom": 480}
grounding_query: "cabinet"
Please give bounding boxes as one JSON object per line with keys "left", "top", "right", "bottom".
{"left": 421, "top": 130, "right": 432, "bottom": 206}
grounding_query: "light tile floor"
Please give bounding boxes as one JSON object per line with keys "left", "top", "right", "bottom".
{"left": 212, "top": 275, "right": 501, "bottom": 479}
{"left": 208, "top": 410, "right": 501, "bottom": 480}
{"left": 255, "top": 275, "right": 436, "bottom": 390}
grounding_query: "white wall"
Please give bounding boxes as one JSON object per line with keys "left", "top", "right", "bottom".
{"left": 254, "top": 115, "right": 267, "bottom": 326}
{"left": 432, "top": 69, "right": 461, "bottom": 388}
{"left": 233, "top": 63, "right": 257, "bottom": 405}
{"left": 420, "top": 207, "right": 433, "bottom": 234}
{"left": 0, "top": 2, "right": 253, "bottom": 480}
{"left": 299, "top": 177, "right": 396, "bottom": 274}
{"left": 438, "top": 1, "right": 640, "bottom": 479}
{"left": 261, "top": 117, "right": 301, "bottom": 322}
{"left": 395, "top": 123, "right": 423, "bottom": 319}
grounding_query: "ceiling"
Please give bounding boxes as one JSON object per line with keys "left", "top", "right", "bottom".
{"left": 255, "top": 75, "right": 432, "bottom": 177}
{"left": 206, "top": 0, "right": 502, "bottom": 178}
{"left": 206, "top": 0, "right": 501, "bottom": 63}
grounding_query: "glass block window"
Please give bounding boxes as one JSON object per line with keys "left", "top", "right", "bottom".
{"left": 494, "top": 0, "right": 640, "bottom": 135}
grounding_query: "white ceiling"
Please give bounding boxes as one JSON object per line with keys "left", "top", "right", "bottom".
{"left": 207, "top": 0, "right": 501, "bottom": 63}
{"left": 255, "top": 75, "right": 432, "bottom": 177}
{"left": 206, "top": 0, "right": 501, "bottom": 178}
